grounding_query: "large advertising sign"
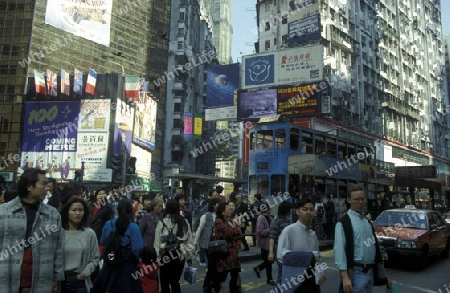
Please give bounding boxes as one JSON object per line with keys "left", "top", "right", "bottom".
{"left": 277, "top": 84, "right": 319, "bottom": 117}
{"left": 130, "top": 144, "right": 152, "bottom": 178}
{"left": 288, "top": 14, "right": 321, "bottom": 46}
{"left": 114, "top": 99, "right": 135, "bottom": 156}
{"left": 133, "top": 96, "right": 157, "bottom": 150}
{"left": 76, "top": 99, "right": 111, "bottom": 181}
{"left": 206, "top": 63, "right": 240, "bottom": 108}
{"left": 44, "top": 0, "right": 113, "bottom": 46}
{"left": 242, "top": 45, "right": 323, "bottom": 89}
{"left": 238, "top": 89, "right": 277, "bottom": 120}
{"left": 20, "top": 101, "right": 80, "bottom": 180}
{"left": 288, "top": 0, "right": 320, "bottom": 23}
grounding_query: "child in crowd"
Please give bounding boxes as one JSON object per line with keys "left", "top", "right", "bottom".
{"left": 137, "top": 246, "right": 160, "bottom": 293}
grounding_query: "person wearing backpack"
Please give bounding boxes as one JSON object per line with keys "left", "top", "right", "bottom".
{"left": 92, "top": 199, "right": 144, "bottom": 293}
{"left": 154, "top": 199, "right": 194, "bottom": 293}
{"left": 194, "top": 198, "right": 220, "bottom": 292}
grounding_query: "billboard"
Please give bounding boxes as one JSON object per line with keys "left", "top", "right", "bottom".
{"left": 206, "top": 63, "right": 240, "bottom": 108}
{"left": 241, "top": 45, "right": 323, "bottom": 89}
{"left": 205, "top": 106, "right": 237, "bottom": 121}
{"left": 130, "top": 144, "right": 152, "bottom": 178}
{"left": 277, "top": 84, "right": 319, "bottom": 117}
{"left": 238, "top": 89, "right": 277, "bottom": 120}
{"left": 288, "top": 0, "right": 320, "bottom": 23}
{"left": 45, "top": 0, "right": 113, "bottom": 46}
{"left": 114, "top": 98, "right": 135, "bottom": 156}
{"left": 288, "top": 14, "right": 321, "bottom": 46}
{"left": 76, "top": 99, "right": 110, "bottom": 181}
{"left": 133, "top": 95, "right": 157, "bottom": 150}
{"left": 184, "top": 112, "right": 193, "bottom": 139}
{"left": 20, "top": 101, "right": 80, "bottom": 180}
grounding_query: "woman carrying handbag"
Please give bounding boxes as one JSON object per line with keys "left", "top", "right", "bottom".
{"left": 210, "top": 201, "right": 242, "bottom": 293}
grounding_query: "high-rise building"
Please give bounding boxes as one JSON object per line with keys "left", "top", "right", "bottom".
{"left": 163, "top": 0, "right": 218, "bottom": 193}
{"left": 0, "top": 0, "right": 170, "bottom": 188}
{"left": 445, "top": 36, "right": 450, "bottom": 105}
{"left": 198, "top": 0, "right": 233, "bottom": 64}
{"left": 247, "top": 0, "right": 450, "bottom": 196}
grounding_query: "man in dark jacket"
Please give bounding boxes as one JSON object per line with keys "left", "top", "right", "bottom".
{"left": 323, "top": 193, "right": 336, "bottom": 239}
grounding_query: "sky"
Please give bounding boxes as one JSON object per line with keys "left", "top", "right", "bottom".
{"left": 231, "top": 0, "right": 450, "bottom": 62}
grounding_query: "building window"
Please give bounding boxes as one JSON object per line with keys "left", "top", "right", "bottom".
{"left": 178, "top": 28, "right": 184, "bottom": 37}
{"left": 274, "top": 38, "right": 277, "bottom": 46}
{"left": 174, "top": 103, "right": 181, "bottom": 113}
{"left": 282, "top": 15, "right": 287, "bottom": 24}
{"left": 265, "top": 22, "right": 270, "bottom": 31}
{"left": 282, "top": 35, "right": 287, "bottom": 44}
{"left": 265, "top": 40, "right": 270, "bottom": 50}
{"left": 173, "top": 118, "right": 182, "bottom": 128}
{"left": 177, "top": 41, "right": 183, "bottom": 50}
{"left": 179, "top": 12, "right": 185, "bottom": 21}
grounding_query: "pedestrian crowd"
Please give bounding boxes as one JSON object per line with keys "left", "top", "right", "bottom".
{"left": 0, "top": 170, "right": 395, "bottom": 293}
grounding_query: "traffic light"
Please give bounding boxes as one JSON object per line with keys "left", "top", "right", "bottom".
{"left": 127, "top": 157, "right": 136, "bottom": 175}
{"left": 74, "top": 171, "right": 82, "bottom": 182}
{"left": 111, "top": 154, "right": 123, "bottom": 174}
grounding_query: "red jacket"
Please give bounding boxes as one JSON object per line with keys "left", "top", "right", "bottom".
{"left": 137, "top": 262, "right": 159, "bottom": 293}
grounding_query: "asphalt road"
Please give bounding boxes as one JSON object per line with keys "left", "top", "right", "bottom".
{"left": 180, "top": 249, "right": 450, "bottom": 293}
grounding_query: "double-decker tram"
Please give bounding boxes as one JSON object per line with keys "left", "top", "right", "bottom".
{"left": 248, "top": 122, "right": 376, "bottom": 200}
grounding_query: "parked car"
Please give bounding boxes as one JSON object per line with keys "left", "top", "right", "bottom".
{"left": 373, "top": 207, "right": 450, "bottom": 267}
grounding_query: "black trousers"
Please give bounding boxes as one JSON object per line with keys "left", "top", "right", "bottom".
{"left": 160, "top": 256, "right": 183, "bottom": 293}
{"left": 256, "top": 248, "right": 273, "bottom": 281}
{"left": 240, "top": 227, "right": 249, "bottom": 249}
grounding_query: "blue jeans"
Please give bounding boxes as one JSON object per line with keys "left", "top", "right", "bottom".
{"left": 64, "top": 276, "right": 87, "bottom": 293}
{"left": 352, "top": 267, "right": 373, "bottom": 293}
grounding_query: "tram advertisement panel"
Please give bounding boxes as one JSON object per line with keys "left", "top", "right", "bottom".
{"left": 277, "top": 84, "right": 319, "bottom": 117}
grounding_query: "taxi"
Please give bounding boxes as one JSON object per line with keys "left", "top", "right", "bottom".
{"left": 373, "top": 206, "right": 450, "bottom": 266}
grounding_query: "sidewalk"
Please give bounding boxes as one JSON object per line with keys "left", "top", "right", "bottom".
{"left": 238, "top": 236, "right": 334, "bottom": 262}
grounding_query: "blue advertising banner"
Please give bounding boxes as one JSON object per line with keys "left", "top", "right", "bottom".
{"left": 20, "top": 101, "right": 80, "bottom": 180}
{"left": 238, "top": 89, "right": 278, "bottom": 120}
{"left": 288, "top": 14, "right": 321, "bottom": 46}
{"left": 206, "top": 63, "right": 240, "bottom": 108}
{"left": 244, "top": 55, "right": 275, "bottom": 88}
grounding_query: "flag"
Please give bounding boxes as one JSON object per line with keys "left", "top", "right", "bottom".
{"left": 85, "top": 69, "right": 97, "bottom": 96}
{"left": 61, "top": 69, "right": 70, "bottom": 96}
{"left": 73, "top": 69, "right": 83, "bottom": 96}
{"left": 124, "top": 76, "right": 140, "bottom": 100}
{"left": 46, "top": 69, "right": 58, "bottom": 97}
{"left": 194, "top": 113, "right": 203, "bottom": 139}
{"left": 139, "top": 79, "right": 148, "bottom": 103}
{"left": 184, "top": 112, "right": 193, "bottom": 139}
{"left": 33, "top": 69, "right": 46, "bottom": 95}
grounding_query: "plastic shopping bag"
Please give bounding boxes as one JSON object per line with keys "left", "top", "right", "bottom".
{"left": 184, "top": 266, "right": 197, "bottom": 284}
{"left": 385, "top": 283, "right": 399, "bottom": 293}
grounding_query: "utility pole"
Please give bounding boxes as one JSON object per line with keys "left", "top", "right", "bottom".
{"left": 121, "top": 150, "right": 127, "bottom": 188}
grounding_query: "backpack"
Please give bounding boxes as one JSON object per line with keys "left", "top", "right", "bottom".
{"left": 161, "top": 220, "right": 181, "bottom": 253}
{"left": 103, "top": 222, "right": 124, "bottom": 266}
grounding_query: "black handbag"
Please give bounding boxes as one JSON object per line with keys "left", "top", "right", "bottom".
{"left": 208, "top": 239, "right": 228, "bottom": 257}
{"left": 373, "top": 263, "right": 388, "bottom": 286}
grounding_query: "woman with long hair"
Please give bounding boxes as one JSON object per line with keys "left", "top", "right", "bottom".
{"left": 92, "top": 199, "right": 144, "bottom": 293}
{"left": 140, "top": 197, "right": 164, "bottom": 248}
{"left": 154, "top": 199, "right": 193, "bottom": 293}
{"left": 254, "top": 202, "right": 275, "bottom": 285}
{"left": 61, "top": 197, "right": 100, "bottom": 293}
{"left": 211, "top": 201, "right": 242, "bottom": 293}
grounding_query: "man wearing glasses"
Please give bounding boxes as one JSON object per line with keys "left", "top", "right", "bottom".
{"left": 334, "top": 185, "right": 392, "bottom": 293}
{"left": 0, "top": 168, "right": 65, "bottom": 293}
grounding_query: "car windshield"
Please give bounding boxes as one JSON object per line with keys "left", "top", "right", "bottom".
{"left": 374, "top": 211, "right": 428, "bottom": 230}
